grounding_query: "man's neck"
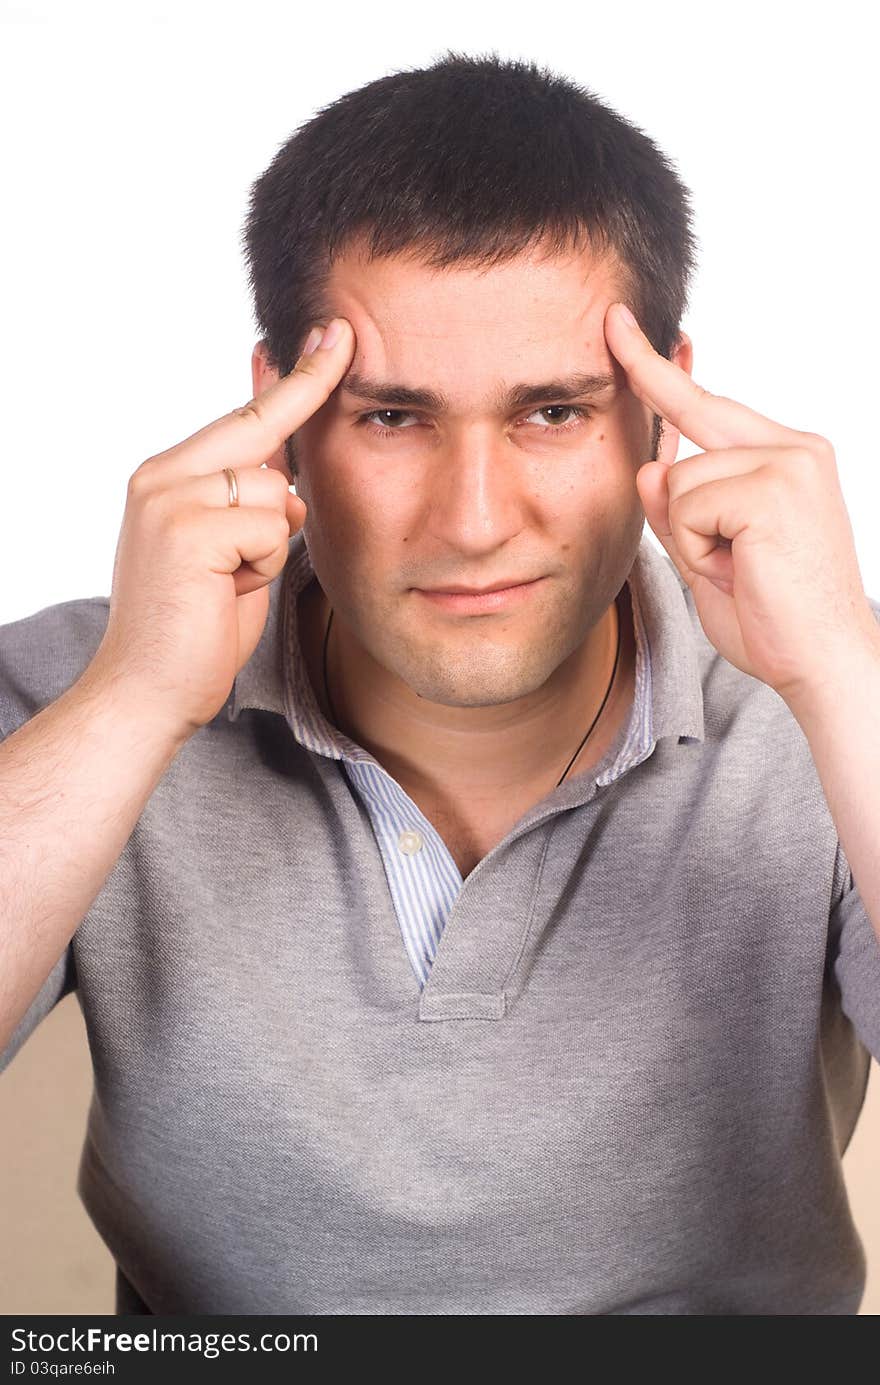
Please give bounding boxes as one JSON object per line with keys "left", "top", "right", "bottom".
{"left": 297, "top": 577, "right": 636, "bottom": 806}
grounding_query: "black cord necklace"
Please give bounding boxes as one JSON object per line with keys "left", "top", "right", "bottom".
{"left": 553, "top": 602, "right": 622, "bottom": 787}
{"left": 321, "top": 599, "right": 622, "bottom": 789}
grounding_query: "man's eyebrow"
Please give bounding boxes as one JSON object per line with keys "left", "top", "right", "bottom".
{"left": 339, "top": 370, "right": 618, "bottom": 412}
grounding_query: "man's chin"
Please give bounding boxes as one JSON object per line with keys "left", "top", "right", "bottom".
{"left": 388, "top": 650, "right": 563, "bottom": 712}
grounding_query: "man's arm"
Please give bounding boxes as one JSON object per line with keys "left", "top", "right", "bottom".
{"left": 0, "top": 665, "right": 189, "bottom": 1057}
{"left": 785, "top": 621, "right": 880, "bottom": 946}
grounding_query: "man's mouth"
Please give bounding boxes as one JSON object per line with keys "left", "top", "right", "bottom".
{"left": 413, "top": 577, "right": 546, "bottom": 614}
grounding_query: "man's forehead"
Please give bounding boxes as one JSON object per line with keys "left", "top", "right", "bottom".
{"left": 319, "top": 243, "right": 624, "bottom": 403}
{"left": 320, "top": 238, "right": 621, "bottom": 326}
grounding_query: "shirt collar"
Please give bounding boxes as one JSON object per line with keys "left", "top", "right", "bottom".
{"left": 227, "top": 528, "right": 705, "bottom": 752}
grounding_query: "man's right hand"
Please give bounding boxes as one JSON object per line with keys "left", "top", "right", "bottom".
{"left": 86, "top": 317, "right": 355, "bottom": 742}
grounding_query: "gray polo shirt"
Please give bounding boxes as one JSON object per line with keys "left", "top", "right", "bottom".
{"left": 2, "top": 528, "right": 879, "bottom": 1315}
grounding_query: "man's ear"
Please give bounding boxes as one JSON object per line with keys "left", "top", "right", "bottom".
{"left": 251, "top": 338, "right": 278, "bottom": 395}
{"left": 653, "top": 330, "right": 694, "bottom": 468}
{"left": 251, "top": 340, "right": 293, "bottom": 481}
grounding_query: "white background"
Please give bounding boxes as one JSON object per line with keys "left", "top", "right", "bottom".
{"left": 1, "top": 0, "right": 880, "bottom": 1317}
{"left": 1, "top": 0, "right": 878, "bottom": 624}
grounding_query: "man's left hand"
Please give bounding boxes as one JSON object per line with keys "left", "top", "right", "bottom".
{"left": 604, "top": 301, "right": 879, "bottom": 711}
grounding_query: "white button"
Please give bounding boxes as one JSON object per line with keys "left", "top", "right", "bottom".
{"left": 398, "top": 829, "right": 423, "bottom": 855}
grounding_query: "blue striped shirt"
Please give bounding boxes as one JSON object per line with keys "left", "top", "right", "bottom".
{"left": 231, "top": 529, "right": 673, "bottom": 990}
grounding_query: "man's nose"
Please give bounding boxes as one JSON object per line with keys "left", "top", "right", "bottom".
{"left": 424, "top": 429, "right": 534, "bottom": 554}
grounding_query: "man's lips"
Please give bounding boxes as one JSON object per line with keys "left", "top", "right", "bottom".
{"left": 418, "top": 576, "right": 542, "bottom": 595}
{"left": 413, "top": 577, "right": 546, "bottom": 613}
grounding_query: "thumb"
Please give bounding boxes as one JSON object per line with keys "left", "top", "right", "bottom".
{"left": 636, "top": 460, "right": 672, "bottom": 542}
{"left": 635, "top": 460, "right": 695, "bottom": 589}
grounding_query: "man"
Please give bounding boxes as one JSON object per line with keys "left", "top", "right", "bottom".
{"left": 2, "top": 52, "right": 880, "bottom": 1316}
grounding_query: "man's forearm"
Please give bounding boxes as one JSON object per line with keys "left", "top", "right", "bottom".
{"left": 785, "top": 621, "right": 880, "bottom": 946}
{"left": 0, "top": 662, "right": 189, "bottom": 1057}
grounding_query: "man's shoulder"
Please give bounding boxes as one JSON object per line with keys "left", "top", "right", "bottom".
{"left": 657, "top": 560, "right": 880, "bottom": 892}
{"left": 669, "top": 556, "right": 880, "bottom": 733}
{"left": 0, "top": 593, "right": 110, "bottom": 735}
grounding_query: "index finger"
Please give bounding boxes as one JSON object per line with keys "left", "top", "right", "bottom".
{"left": 147, "top": 317, "right": 356, "bottom": 477}
{"left": 603, "top": 302, "right": 796, "bottom": 453}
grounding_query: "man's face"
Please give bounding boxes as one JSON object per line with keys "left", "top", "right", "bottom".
{"left": 257, "top": 240, "right": 690, "bottom": 710}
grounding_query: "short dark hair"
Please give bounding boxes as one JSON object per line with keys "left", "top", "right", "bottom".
{"left": 241, "top": 50, "right": 699, "bottom": 471}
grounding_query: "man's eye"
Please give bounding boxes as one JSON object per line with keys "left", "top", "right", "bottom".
{"left": 357, "top": 404, "right": 593, "bottom": 438}
{"left": 525, "top": 405, "right": 592, "bottom": 430}
{"left": 359, "top": 409, "right": 418, "bottom": 434}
